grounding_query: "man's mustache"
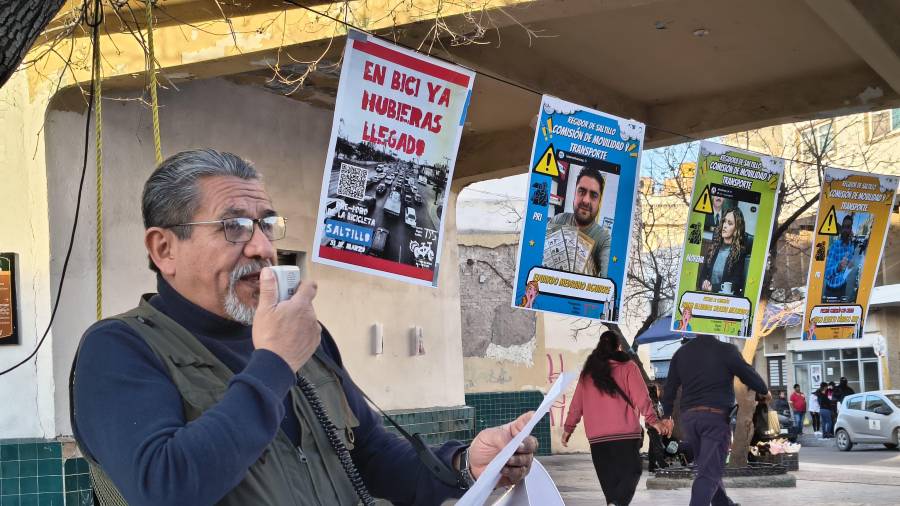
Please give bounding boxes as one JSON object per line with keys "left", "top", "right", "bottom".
{"left": 229, "top": 260, "right": 273, "bottom": 285}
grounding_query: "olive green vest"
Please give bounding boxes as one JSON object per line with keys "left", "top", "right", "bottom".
{"left": 75, "top": 297, "right": 362, "bottom": 506}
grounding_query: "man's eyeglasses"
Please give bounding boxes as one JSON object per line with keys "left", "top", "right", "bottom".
{"left": 169, "top": 216, "right": 287, "bottom": 243}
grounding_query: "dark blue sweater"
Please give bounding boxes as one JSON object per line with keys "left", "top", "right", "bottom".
{"left": 73, "top": 277, "right": 464, "bottom": 505}
{"left": 662, "top": 335, "right": 768, "bottom": 416}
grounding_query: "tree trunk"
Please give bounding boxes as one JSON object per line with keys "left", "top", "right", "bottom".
{"left": 729, "top": 297, "right": 768, "bottom": 467}
{"left": 0, "top": 0, "right": 67, "bottom": 89}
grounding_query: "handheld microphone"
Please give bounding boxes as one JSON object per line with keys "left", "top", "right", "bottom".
{"left": 269, "top": 265, "right": 301, "bottom": 303}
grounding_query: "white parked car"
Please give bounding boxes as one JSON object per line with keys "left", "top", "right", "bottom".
{"left": 405, "top": 207, "right": 417, "bottom": 227}
{"left": 834, "top": 390, "right": 900, "bottom": 451}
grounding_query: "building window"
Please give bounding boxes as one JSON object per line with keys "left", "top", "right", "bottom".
{"left": 767, "top": 356, "right": 786, "bottom": 388}
{"left": 792, "top": 347, "right": 879, "bottom": 394}
{"left": 651, "top": 360, "right": 671, "bottom": 381}
{"left": 870, "top": 108, "right": 900, "bottom": 139}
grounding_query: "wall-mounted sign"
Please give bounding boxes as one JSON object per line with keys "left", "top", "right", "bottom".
{"left": 0, "top": 253, "right": 19, "bottom": 345}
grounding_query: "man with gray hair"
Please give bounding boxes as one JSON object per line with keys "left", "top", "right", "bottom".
{"left": 72, "top": 149, "right": 537, "bottom": 505}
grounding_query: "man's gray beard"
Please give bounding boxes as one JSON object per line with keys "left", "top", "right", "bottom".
{"left": 224, "top": 259, "right": 272, "bottom": 325}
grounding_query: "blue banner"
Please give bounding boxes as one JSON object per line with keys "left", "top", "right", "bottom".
{"left": 324, "top": 219, "right": 375, "bottom": 247}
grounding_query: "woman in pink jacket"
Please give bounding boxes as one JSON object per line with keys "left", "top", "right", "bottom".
{"left": 562, "top": 331, "right": 661, "bottom": 506}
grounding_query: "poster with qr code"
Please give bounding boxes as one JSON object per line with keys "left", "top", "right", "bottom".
{"left": 312, "top": 29, "right": 474, "bottom": 286}
{"left": 337, "top": 162, "right": 368, "bottom": 201}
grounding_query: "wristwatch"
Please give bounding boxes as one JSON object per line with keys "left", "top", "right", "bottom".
{"left": 457, "top": 446, "right": 476, "bottom": 489}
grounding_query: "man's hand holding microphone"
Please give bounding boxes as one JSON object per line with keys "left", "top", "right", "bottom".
{"left": 252, "top": 266, "right": 320, "bottom": 372}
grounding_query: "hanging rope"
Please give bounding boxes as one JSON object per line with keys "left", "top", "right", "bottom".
{"left": 146, "top": 0, "right": 162, "bottom": 164}
{"left": 91, "top": 0, "right": 104, "bottom": 321}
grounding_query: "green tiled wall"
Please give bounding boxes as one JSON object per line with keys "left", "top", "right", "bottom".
{"left": 0, "top": 440, "right": 63, "bottom": 506}
{"left": 62, "top": 460, "right": 92, "bottom": 506}
{"left": 382, "top": 406, "right": 475, "bottom": 445}
{"left": 0, "top": 441, "right": 92, "bottom": 506}
{"left": 465, "top": 391, "right": 552, "bottom": 456}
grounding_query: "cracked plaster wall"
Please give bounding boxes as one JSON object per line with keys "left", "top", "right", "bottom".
{"left": 459, "top": 243, "right": 536, "bottom": 358}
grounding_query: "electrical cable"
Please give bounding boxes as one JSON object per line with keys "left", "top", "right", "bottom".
{"left": 0, "top": 0, "right": 102, "bottom": 377}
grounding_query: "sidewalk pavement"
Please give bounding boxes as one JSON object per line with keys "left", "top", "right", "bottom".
{"left": 795, "top": 431, "right": 832, "bottom": 447}
{"left": 534, "top": 449, "right": 900, "bottom": 506}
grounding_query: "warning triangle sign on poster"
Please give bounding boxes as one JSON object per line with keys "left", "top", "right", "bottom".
{"left": 818, "top": 206, "right": 839, "bottom": 235}
{"left": 693, "top": 185, "right": 713, "bottom": 214}
{"left": 533, "top": 145, "right": 559, "bottom": 176}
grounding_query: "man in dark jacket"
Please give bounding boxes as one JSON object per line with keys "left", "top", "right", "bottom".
{"left": 72, "top": 149, "right": 537, "bottom": 505}
{"left": 832, "top": 377, "right": 855, "bottom": 413}
{"left": 660, "top": 335, "right": 769, "bottom": 506}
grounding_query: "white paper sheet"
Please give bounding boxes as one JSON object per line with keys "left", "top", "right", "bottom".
{"left": 491, "top": 459, "right": 564, "bottom": 506}
{"left": 455, "top": 371, "right": 578, "bottom": 506}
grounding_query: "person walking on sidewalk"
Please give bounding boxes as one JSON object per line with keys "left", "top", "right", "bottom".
{"left": 808, "top": 388, "right": 821, "bottom": 434}
{"left": 562, "top": 331, "right": 663, "bottom": 506}
{"left": 660, "top": 334, "right": 769, "bottom": 506}
{"left": 789, "top": 384, "right": 807, "bottom": 436}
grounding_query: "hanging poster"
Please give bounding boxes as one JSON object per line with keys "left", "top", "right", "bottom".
{"left": 312, "top": 29, "right": 474, "bottom": 286}
{"left": 801, "top": 168, "right": 897, "bottom": 340}
{"left": 672, "top": 141, "right": 784, "bottom": 337}
{"left": 511, "top": 95, "right": 645, "bottom": 321}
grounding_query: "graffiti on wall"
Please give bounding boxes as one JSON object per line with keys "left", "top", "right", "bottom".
{"left": 546, "top": 353, "right": 567, "bottom": 427}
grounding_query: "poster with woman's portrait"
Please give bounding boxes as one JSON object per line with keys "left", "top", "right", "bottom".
{"left": 672, "top": 141, "right": 784, "bottom": 338}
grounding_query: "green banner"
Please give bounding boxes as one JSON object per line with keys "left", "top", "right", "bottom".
{"left": 672, "top": 141, "right": 784, "bottom": 337}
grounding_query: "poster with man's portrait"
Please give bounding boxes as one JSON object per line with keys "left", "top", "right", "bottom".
{"left": 802, "top": 167, "right": 897, "bottom": 340}
{"left": 821, "top": 211, "right": 872, "bottom": 304}
{"left": 511, "top": 95, "right": 644, "bottom": 321}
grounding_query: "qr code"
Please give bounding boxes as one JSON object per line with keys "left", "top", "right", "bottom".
{"left": 337, "top": 162, "right": 367, "bottom": 201}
